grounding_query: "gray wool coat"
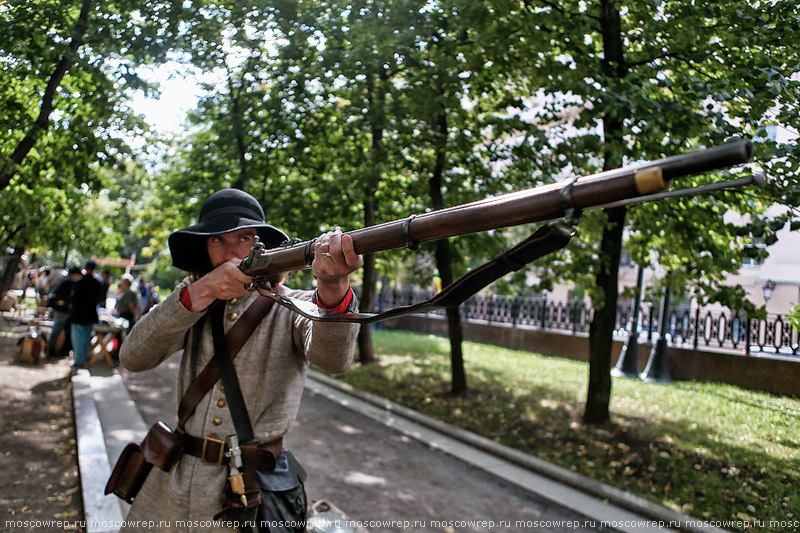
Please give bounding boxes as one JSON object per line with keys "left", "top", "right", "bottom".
{"left": 118, "top": 279, "right": 359, "bottom": 532}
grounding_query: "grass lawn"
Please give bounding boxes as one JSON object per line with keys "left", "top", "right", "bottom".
{"left": 332, "top": 330, "right": 799, "bottom": 533}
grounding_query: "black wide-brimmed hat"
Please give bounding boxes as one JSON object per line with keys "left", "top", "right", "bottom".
{"left": 168, "top": 188, "right": 289, "bottom": 273}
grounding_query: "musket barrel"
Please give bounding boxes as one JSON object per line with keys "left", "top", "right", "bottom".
{"left": 242, "top": 139, "right": 752, "bottom": 277}
{"left": 644, "top": 138, "right": 753, "bottom": 181}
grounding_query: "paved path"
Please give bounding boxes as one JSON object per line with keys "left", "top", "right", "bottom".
{"left": 74, "top": 354, "right": 720, "bottom": 533}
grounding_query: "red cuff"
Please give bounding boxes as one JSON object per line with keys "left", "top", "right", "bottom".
{"left": 179, "top": 287, "right": 192, "bottom": 311}
{"left": 317, "top": 286, "right": 353, "bottom": 314}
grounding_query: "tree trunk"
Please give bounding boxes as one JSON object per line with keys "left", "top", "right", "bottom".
{"left": 584, "top": 205, "right": 626, "bottom": 424}
{"left": 0, "top": 0, "right": 93, "bottom": 191}
{"left": 357, "top": 64, "right": 388, "bottom": 364}
{"left": 436, "top": 240, "right": 467, "bottom": 393}
{"left": 228, "top": 72, "right": 249, "bottom": 190}
{"left": 358, "top": 196, "right": 377, "bottom": 364}
{"left": 429, "top": 108, "right": 467, "bottom": 393}
{"left": 584, "top": 0, "right": 628, "bottom": 424}
{"left": 0, "top": 250, "right": 24, "bottom": 297}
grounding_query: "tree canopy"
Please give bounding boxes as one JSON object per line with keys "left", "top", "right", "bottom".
{"left": 0, "top": 0, "right": 185, "bottom": 262}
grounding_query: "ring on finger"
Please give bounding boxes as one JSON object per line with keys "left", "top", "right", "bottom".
{"left": 320, "top": 252, "right": 332, "bottom": 258}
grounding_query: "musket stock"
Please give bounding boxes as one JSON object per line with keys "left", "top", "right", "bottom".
{"left": 240, "top": 139, "right": 754, "bottom": 278}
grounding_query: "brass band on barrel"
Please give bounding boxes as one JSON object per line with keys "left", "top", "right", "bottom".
{"left": 634, "top": 167, "right": 666, "bottom": 195}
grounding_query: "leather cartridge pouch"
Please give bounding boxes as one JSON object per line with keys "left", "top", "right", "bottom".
{"left": 104, "top": 421, "right": 184, "bottom": 503}
{"left": 104, "top": 442, "right": 153, "bottom": 504}
{"left": 141, "top": 421, "right": 184, "bottom": 471}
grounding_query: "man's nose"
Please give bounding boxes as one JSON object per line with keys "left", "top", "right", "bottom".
{"left": 222, "top": 242, "right": 241, "bottom": 262}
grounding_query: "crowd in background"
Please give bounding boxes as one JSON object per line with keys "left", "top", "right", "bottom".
{"left": 9, "top": 262, "right": 159, "bottom": 367}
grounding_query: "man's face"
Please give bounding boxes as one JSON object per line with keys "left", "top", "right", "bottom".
{"left": 206, "top": 228, "right": 257, "bottom": 268}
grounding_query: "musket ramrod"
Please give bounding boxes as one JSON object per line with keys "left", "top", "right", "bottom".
{"left": 240, "top": 139, "right": 754, "bottom": 280}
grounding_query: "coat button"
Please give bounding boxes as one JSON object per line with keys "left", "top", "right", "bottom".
{"left": 217, "top": 399, "right": 226, "bottom": 408}
{"left": 228, "top": 312, "right": 238, "bottom": 321}
{"left": 212, "top": 417, "right": 222, "bottom": 425}
{"left": 229, "top": 298, "right": 237, "bottom": 305}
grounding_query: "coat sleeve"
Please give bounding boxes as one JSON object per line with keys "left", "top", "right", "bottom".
{"left": 119, "top": 281, "right": 204, "bottom": 372}
{"left": 288, "top": 288, "right": 359, "bottom": 375}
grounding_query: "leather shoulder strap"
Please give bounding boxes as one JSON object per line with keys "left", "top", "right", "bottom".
{"left": 177, "top": 295, "right": 275, "bottom": 430}
{"left": 211, "top": 304, "right": 255, "bottom": 443}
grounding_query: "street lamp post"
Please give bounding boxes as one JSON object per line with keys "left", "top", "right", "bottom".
{"left": 641, "top": 274, "right": 673, "bottom": 383}
{"left": 613, "top": 265, "right": 644, "bottom": 379}
{"left": 763, "top": 279, "right": 776, "bottom": 304}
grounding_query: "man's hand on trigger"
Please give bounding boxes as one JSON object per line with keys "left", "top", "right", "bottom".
{"left": 186, "top": 259, "right": 253, "bottom": 311}
{"left": 313, "top": 230, "right": 363, "bottom": 308}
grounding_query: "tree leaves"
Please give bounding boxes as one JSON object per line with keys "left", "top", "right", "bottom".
{"left": 0, "top": 0, "right": 189, "bottom": 261}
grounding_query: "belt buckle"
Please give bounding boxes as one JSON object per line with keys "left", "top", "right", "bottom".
{"left": 201, "top": 436, "right": 225, "bottom": 466}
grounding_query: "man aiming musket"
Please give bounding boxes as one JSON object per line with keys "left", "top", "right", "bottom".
{"left": 108, "top": 139, "right": 754, "bottom": 532}
{"left": 111, "top": 188, "right": 363, "bottom": 532}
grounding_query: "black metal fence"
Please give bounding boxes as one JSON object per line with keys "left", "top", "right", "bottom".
{"left": 374, "top": 288, "right": 800, "bottom": 357}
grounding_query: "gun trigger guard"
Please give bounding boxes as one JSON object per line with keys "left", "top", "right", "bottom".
{"left": 252, "top": 278, "right": 272, "bottom": 293}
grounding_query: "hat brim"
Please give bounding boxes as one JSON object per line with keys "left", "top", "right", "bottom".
{"left": 168, "top": 215, "right": 289, "bottom": 273}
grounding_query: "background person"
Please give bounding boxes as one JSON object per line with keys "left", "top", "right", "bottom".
{"left": 69, "top": 260, "right": 105, "bottom": 368}
{"left": 113, "top": 273, "right": 139, "bottom": 329}
{"left": 47, "top": 266, "right": 82, "bottom": 357}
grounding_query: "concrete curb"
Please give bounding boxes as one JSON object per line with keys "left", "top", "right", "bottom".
{"left": 308, "top": 371, "right": 729, "bottom": 533}
{"left": 72, "top": 369, "right": 125, "bottom": 533}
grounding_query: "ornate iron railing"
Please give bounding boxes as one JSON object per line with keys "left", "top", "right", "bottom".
{"left": 373, "top": 289, "right": 799, "bottom": 357}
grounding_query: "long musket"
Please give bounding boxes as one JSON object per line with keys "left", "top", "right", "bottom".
{"left": 240, "top": 139, "right": 757, "bottom": 322}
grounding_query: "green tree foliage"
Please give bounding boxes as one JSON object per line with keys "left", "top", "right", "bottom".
{"left": 789, "top": 303, "right": 800, "bottom": 330}
{"left": 0, "top": 0, "right": 188, "bottom": 289}
{"left": 264, "top": 0, "right": 408, "bottom": 364}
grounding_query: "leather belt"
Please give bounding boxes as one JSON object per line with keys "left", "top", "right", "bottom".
{"left": 183, "top": 434, "right": 281, "bottom": 471}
